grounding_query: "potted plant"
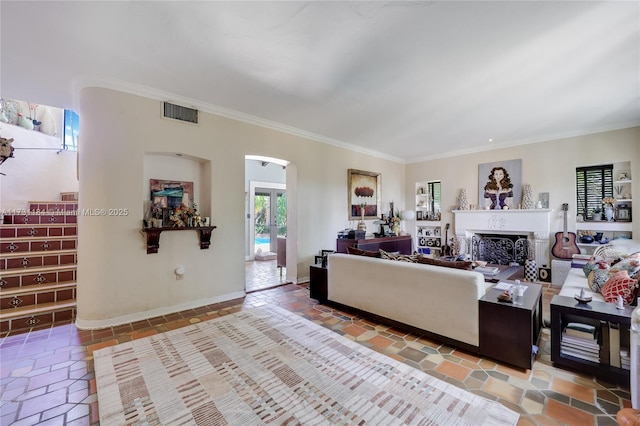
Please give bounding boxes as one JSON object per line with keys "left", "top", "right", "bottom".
{"left": 590, "top": 206, "right": 603, "bottom": 221}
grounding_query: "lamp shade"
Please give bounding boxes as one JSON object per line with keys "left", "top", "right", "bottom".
{"left": 402, "top": 210, "right": 415, "bottom": 220}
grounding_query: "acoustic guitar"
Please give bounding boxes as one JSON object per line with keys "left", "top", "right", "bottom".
{"left": 441, "top": 223, "right": 452, "bottom": 256}
{"left": 551, "top": 203, "right": 580, "bottom": 259}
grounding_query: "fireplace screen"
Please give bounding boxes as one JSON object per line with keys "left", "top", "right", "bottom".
{"left": 472, "top": 234, "right": 529, "bottom": 265}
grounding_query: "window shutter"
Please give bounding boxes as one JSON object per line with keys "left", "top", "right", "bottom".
{"left": 576, "top": 165, "right": 613, "bottom": 219}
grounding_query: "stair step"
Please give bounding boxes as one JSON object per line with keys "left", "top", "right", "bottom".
{"left": 1, "top": 250, "right": 77, "bottom": 271}
{"left": 0, "top": 300, "right": 76, "bottom": 332}
{"left": 1, "top": 281, "right": 76, "bottom": 310}
{"left": 28, "top": 201, "right": 78, "bottom": 212}
{"left": 0, "top": 281, "right": 76, "bottom": 297}
{"left": 60, "top": 192, "right": 79, "bottom": 201}
{"left": 0, "top": 236, "right": 77, "bottom": 254}
{"left": 0, "top": 264, "right": 77, "bottom": 289}
{"left": 0, "top": 223, "right": 77, "bottom": 239}
{"left": 1, "top": 213, "right": 77, "bottom": 225}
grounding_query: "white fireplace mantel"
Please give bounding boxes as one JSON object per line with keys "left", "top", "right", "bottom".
{"left": 452, "top": 209, "right": 552, "bottom": 264}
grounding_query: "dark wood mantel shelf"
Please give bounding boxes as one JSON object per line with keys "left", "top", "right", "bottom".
{"left": 142, "top": 226, "right": 217, "bottom": 254}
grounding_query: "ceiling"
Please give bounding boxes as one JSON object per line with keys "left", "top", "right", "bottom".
{"left": 1, "top": 1, "right": 638, "bottom": 163}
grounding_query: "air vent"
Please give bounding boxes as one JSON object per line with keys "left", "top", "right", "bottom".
{"left": 163, "top": 102, "right": 198, "bottom": 124}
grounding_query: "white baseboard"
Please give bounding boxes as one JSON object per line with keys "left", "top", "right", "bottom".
{"left": 75, "top": 291, "right": 246, "bottom": 330}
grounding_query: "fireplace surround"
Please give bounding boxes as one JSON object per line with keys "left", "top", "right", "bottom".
{"left": 452, "top": 209, "right": 552, "bottom": 267}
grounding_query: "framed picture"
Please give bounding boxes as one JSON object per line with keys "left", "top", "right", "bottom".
{"left": 150, "top": 179, "right": 194, "bottom": 209}
{"left": 348, "top": 169, "right": 381, "bottom": 220}
{"left": 478, "top": 159, "right": 522, "bottom": 210}
{"left": 616, "top": 206, "right": 631, "bottom": 221}
{"left": 416, "top": 210, "right": 423, "bottom": 220}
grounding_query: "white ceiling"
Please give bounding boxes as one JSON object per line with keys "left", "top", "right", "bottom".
{"left": 1, "top": 1, "right": 638, "bottom": 163}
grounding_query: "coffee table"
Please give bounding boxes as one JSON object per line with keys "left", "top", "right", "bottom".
{"left": 479, "top": 281, "right": 543, "bottom": 370}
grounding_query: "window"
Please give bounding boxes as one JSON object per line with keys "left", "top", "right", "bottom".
{"left": 63, "top": 109, "right": 79, "bottom": 151}
{"left": 427, "top": 181, "right": 441, "bottom": 214}
{"left": 576, "top": 164, "right": 613, "bottom": 219}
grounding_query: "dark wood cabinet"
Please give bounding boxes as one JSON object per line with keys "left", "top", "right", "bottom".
{"left": 309, "top": 265, "right": 328, "bottom": 302}
{"left": 336, "top": 235, "right": 412, "bottom": 255}
{"left": 479, "top": 282, "right": 543, "bottom": 370}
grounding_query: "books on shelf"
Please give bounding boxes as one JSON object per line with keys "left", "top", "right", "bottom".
{"left": 620, "top": 348, "right": 630, "bottom": 370}
{"left": 561, "top": 322, "right": 600, "bottom": 363}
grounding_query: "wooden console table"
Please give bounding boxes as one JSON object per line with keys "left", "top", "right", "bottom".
{"left": 142, "top": 226, "right": 216, "bottom": 254}
{"left": 336, "top": 235, "right": 412, "bottom": 255}
{"left": 479, "top": 281, "right": 543, "bottom": 370}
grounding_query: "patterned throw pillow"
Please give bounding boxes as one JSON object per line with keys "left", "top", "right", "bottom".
{"left": 587, "top": 269, "right": 609, "bottom": 293}
{"left": 601, "top": 270, "right": 639, "bottom": 305}
{"left": 346, "top": 246, "right": 381, "bottom": 257}
{"left": 416, "top": 256, "right": 473, "bottom": 270}
{"left": 379, "top": 249, "right": 419, "bottom": 263}
{"left": 582, "top": 259, "right": 609, "bottom": 278}
{"left": 608, "top": 252, "right": 640, "bottom": 279}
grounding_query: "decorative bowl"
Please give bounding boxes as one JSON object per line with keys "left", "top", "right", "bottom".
{"left": 475, "top": 260, "right": 488, "bottom": 267}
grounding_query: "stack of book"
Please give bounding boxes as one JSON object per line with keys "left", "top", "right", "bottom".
{"left": 475, "top": 266, "right": 500, "bottom": 275}
{"left": 571, "top": 253, "right": 591, "bottom": 268}
{"left": 561, "top": 322, "right": 600, "bottom": 363}
{"left": 620, "top": 348, "right": 631, "bottom": 370}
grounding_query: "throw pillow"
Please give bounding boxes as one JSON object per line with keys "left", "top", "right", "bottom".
{"left": 607, "top": 252, "right": 640, "bottom": 279}
{"left": 587, "top": 269, "right": 609, "bottom": 293}
{"left": 346, "top": 246, "right": 381, "bottom": 258}
{"left": 582, "top": 259, "right": 609, "bottom": 278}
{"left": 379, "top": 249, "right": 419, "bottom": 263}
{"left": 601, "top": 270, "right": 639, "bottom": 305}
{"left": 417, "top": 256, "right": 473, "bottom": 270}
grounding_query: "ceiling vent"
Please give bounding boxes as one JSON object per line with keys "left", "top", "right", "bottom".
{"left": 163, "top": 102, "right": 198, "bottom": 124}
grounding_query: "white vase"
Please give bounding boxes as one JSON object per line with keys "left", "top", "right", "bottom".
{"left": 604, "top": 207, "right": 614, "bottom": 221}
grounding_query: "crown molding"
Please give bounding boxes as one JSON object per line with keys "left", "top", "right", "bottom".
{"left": 71, "top": 76, "right": 406, "bottom": 164}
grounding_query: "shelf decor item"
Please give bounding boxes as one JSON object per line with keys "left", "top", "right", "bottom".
{"left": 457, "top": 188, "right": 469, "bottom": 210}
{"left": 521, "top": 184, "right": 535, "bottom": 209}
{"left": 602, "top": 197, "right": 616, "bottom": 222}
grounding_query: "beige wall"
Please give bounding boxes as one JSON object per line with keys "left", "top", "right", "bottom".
{"left": 405, "top": 127, "right": 640, "bottom": 264}
{"left": 75, "top": 87, "right": 405, "bottom": 327}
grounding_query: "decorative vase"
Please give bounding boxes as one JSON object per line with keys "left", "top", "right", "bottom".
{"left": 521, "top": 184, "right": 535, "bottom": 209}
{"left": 525, "top": 259, "right": 537, "bottom": 282}
{"left": 457, "top": 189, "right": 469, "bottom": 210}
{"left": 594, "top": 232, "right": 603, "bottom": 242}
{"left": 579, "top": 235, "right": 594, "bottom": 244}
{"left": 604, "top": 207, "right": 614, "bottom": 222}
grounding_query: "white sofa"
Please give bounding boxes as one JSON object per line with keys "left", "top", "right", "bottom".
{"left": 558, "top": 268, "right": 605, "bottom": 302}
{"left": 327, "top": 253, "right": 492, "bottom": 351}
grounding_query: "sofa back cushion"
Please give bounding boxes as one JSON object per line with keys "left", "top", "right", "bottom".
{"left": 417, "top": 256, "right": 473, "bottom": 270}
{"left": 346, "top": 246, "right": 381, "bottom": 258}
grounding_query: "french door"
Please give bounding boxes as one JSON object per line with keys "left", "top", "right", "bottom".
{"left": 254, "top": 187, "right": 286, "bottom": 253}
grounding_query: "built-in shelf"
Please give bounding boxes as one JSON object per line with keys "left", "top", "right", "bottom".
{"left": 575, "top": 221, "right": 632, "bottom": 232}
{"left": 142, "top": 226, "right": 217, "bottom": 254}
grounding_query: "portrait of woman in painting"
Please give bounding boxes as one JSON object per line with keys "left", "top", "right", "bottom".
{"left": 484, "top": 166, "right": 513, "bottom": 209}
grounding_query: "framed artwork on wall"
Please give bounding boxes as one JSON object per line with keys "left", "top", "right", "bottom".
{"left": 150, "top": 179, "right": 194, "bottom": 209}
{"left": 348, "top": 169, "right": 381, "bottom": 220}
{"left": 477, "top": 159, "right": 522, "bottom": 210}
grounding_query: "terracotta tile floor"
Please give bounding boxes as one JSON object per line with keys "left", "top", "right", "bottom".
{"left": 0, "top": 283, "right": 632, "bottom": 425}
{"left": 245, "top": 259, "right": 288, "bottom": 292}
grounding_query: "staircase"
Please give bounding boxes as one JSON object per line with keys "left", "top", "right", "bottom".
{"left": 0, "top": 196, "right": 78, "bottom": 333}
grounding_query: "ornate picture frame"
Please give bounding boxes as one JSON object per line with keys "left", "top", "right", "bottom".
{"left": 477, "top": 159, "right": 522, "bottom": 210}
{"left": 348, "top": 169, "right": 381, "bottom": 220}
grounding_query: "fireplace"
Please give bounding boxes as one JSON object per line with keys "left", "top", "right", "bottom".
{"left": 452, "top": 209, "right": 551, "bottom": 266}
{"left": 472, "top": 233, "right": 530, "bottom": 265}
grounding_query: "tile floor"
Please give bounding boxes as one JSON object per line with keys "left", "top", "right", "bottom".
{"left": 0, "top": 283, "right": 632, "bottom": 426}
{"left": 245, "top": 259, "right": 288, "bottom": 292}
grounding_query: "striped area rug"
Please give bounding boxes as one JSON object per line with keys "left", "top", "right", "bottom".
{"left": 94, "top": 306, "right": 519, "bottom": 425}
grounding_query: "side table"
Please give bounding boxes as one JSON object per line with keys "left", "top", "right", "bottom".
{"left": 479, "top": 281, "right": 543, "bottom": 369}
{"left": 309, "top": 265, "right": 328, "bottom": 302}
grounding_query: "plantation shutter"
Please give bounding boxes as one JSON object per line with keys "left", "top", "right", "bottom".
{"left": 576, "top": 165, "right": 613, "bottom": 219}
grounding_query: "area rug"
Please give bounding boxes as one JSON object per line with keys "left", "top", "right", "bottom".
{"left": 94, "top": 306, "right": 519, "bottom": 425}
